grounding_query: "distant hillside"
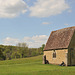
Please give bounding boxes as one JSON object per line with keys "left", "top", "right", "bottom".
{"left": 0, "top": 44, "right": 43, "bottom": 60}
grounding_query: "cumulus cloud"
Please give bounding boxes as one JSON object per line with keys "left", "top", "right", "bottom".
{"left": 27, "top": 0, "right": 31, "bottom": 2}
{"left": 3, "top": 37, "right": 20, "bottom": 45}
{"left": 42, "top": 22, "right": 50, "bottom": 25}
{"left": 68, "top": 10, "right": 72, "bottom": 13}
{"left": 3, "top": 35, "right": 48, "bottom": 48}
{"left": 64, "top": 24, "right": 69, "bottom": 26}
{"left": 0, "top": 0, "right": 28, "bottom": 18}
{"left": 23, "top": 35, "right": 48, "bottom": 48}
{"left": 29, "top": 0, "right": 69, "bottom": 17}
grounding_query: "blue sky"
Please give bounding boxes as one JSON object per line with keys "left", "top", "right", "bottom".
{"left": 0, "top": 0, "right": 75, "bottom": 48}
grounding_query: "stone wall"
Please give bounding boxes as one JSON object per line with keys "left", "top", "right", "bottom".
{"left": 68, "top": 31, "right": 75, "bottom": 65}
{"left": 44, "top": 49, "right": 68, "bottom": 65}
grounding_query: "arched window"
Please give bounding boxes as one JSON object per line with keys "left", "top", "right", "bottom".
{"left": 53, "top": 50, "right": 56, "bottom": 58}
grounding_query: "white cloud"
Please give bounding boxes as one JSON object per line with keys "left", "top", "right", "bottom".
{"left": 42, "top": 22, "right": 50, "bottom": 25}
{"left": 0, "top": 0, "right": 28, "bottom": 18}
{"left": 29, "top": 0, "right": 69, "bottom": 17}
{"left": 23, "top": 37, "right": 32, "bottom": 42}
{"left": 32, "top": 35, "right": 48, "bottom": 42}
{"left": 3, "top": 35, "right": 48, "bottom": 48}
{"left": 3, "top": 37, "right": 20, "bottom": 45}
{"left": 23, "top": 35, "right": 48, "bottom": 48}
{"left": 27, "top": 0, "right": 31, "bottom": 2}
{"left": 68, "top": 10, "right": 72, "bottom": 13}
{"left": 64, "top": 24, "right": 69, "bottom": 26}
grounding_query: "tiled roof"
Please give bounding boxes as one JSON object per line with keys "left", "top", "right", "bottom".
{"left": 44, "top": 26, "right": 75, "bottom": 50}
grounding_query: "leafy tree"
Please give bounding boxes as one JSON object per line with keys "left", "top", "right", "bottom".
{"left": 40, "top": 44, "right": 45, "bottom": 54}
{"left": 17, "top": 43, "right": 28, "bottom": 58}
{"left": 0, "top": 43, "right": 43, "bottom": 60}
{"left": 0, "top": 49, "right": 6, "bottom": 60}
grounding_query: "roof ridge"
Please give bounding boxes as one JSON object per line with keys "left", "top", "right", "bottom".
{"left": 52, "top": 26, "right": 75, "bottom": 32}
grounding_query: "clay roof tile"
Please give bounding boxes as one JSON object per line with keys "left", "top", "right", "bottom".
{"left": 44, "top": 26, "right": 75, "bottom": 50}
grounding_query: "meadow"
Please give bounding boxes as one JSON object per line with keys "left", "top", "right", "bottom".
{"left": 0, "top": 55, "right": 75, "bottom": 75}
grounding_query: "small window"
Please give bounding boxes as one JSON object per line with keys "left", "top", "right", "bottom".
{"left": 53, "top": 50, "right": 56, "bottom": 58}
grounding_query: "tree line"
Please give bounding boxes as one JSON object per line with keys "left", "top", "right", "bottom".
{"left": 0, "top": 43, "right": 45, "bottom": 60}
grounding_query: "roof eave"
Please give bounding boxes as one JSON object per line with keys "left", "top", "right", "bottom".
{"left": 43, "top": 48, "right": 68, "bottom": 51}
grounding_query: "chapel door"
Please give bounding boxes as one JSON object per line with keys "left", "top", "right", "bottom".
{"left": 43, "top": 55, "right": 46, "bottom": 64}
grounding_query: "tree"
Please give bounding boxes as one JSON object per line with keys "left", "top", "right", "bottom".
{"left": 0, "top": 49, "right": 6, "bottom": 60}
{"left": 41, "top": 44, "right": 45, "bottom": 54}
{"left": 16, "top": 42, "right": 28, "bottom": 58}
{"left": 16, "top": 42, "right": 28, "bottom": 47}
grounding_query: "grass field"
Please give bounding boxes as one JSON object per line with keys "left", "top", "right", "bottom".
{"left": 0, "top": 55, "right": 75, "bottom": 75}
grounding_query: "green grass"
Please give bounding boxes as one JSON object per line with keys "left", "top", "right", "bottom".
{"left": 0, "top": 55, "right": 75, "bottom": 75}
